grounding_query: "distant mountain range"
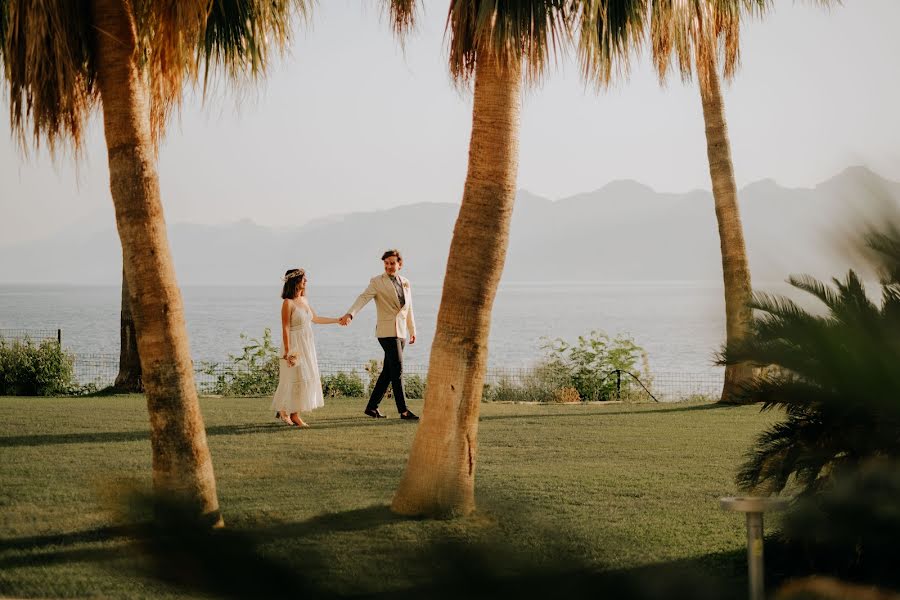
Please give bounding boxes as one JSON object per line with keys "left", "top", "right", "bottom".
{"left": 3, "top": 166, "right": 899, "bottom": 285}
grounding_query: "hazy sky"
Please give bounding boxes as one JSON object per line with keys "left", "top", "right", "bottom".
{"left": 2, "top": 0, "right": 899, "bottom": 246}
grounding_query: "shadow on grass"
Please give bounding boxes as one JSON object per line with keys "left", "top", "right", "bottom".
{"left": 0, "top": 497, "right": 751, "bottom": 600}
{"left": 478, "top": 401, "right": 733, "bottom": 423}
{"left": 0, "top": 417, "right": 411, "bottom": 447}
{"left": 248, "top": 504, "right": 399, "bottom": 539}
{"left": 0, "top": 505, "right": 397, "bottom": 554}
{"left": 0, "top": 524, "right": 136, "bottom": 552}
{"left": 0, "top": 429, "right": 151, "bottom": 447}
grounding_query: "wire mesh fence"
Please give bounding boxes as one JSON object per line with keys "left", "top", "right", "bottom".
{"left": 71, "top": 353, "right": 121, "bottom": 391}
{"left": 0, "top": 329, "right": 62, "bottom": 344}
{"left": 67, "top": 353, "right": 723, "bottom": 402}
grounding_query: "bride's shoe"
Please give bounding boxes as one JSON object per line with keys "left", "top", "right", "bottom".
{"left": 290, "top": 414, "right": 309, "bottom": 428}
{"left": 277, "top": 412, "right": 292, "bottom": 425}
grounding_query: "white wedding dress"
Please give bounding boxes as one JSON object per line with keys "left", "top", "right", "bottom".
{"left": 271, "top": 302, "right": 325, "bottom": 414}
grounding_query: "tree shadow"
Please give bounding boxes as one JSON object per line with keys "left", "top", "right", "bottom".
{"left": 0, "top": 414, "right": 421, "bottom": 447}
{"left": 0, "top": 524, "right": 136, "bottom": 552}
{"left": 478, "top": 401, "right": 734, "bottom": 423}
{"left": 0, "top": 504, "right": 396, "bottom": 561}
{"left": 0, "top": 503, "right": 400, "bottom": 599}
{"left": 0, "top": 498, "right": 775, "bottom": 600}
{"left": 246, "top": 504, "right": 399, "bottom": 540}
{"left": 0, "top": 429, "right": 151, "bottom": 447}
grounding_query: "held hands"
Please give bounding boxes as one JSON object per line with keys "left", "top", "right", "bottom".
{"left": 338, "top": 314, "right": 352, "bottom": 326}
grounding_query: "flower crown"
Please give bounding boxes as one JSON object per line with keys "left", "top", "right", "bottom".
{"left": 282, "top": 269, "right": 305, "bottom": 282}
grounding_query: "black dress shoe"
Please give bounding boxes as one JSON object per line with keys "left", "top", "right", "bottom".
{"left": 400, "top": 410, "right": 419, "bottom": 420}
{"left": 364, "top": 408, "right": 387, "bottom": 419}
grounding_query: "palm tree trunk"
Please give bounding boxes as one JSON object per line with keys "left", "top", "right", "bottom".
{"left": 392, "top": 49, "right": 522, "bottom": 517}
{"left": 114, "top": 267, "right": 143, "bottom": 392}
{"left": 699, "top": 68, "right": 754, "bottom": 404}
{"left": 91, "top": 0, "right": 222, "bottom": 524}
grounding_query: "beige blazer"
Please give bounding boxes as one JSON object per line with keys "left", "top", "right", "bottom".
{"left": 347, "top": 274, "right": 416, "bottom": 339}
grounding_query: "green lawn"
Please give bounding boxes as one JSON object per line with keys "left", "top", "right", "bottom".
{"left": 0, "top": 396, "right": 781, "bottom": 598}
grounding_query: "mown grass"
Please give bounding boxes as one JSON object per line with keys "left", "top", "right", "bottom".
{"left": 0, "top": 396, "right": 780, "bottom": 598}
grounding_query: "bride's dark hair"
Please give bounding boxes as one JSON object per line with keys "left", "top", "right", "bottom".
{"left": 281, "top": 268, "right": 306, "bottom": 299}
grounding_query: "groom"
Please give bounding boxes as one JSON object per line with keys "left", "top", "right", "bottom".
{"left": 341, "top": 249, "right": 419, "bottom": 420}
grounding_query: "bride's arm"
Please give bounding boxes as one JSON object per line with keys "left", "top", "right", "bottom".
{"left": 281, "top": 300, "right": 293, "bottom": 357}
{"left": 309, "top": 304, "right": 341, "bottom": 325}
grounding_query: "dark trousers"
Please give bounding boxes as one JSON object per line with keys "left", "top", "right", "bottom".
{"left": 367, "top": 337, "right": 407, "bottom": 414}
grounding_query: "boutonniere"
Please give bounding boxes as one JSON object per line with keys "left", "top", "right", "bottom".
{"left": 402, "top": 282, "right": 410, "bottom": 289}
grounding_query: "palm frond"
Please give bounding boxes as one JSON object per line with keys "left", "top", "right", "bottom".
{"left": 383, "top": 0, "right": 418, "bottom": 39}
{"left": 575, "top": 0, "right": 647, "bottom": 88}
{"left": 445, "top": 0, "right": 573, "bottom": 84}
{"left": 733, "top": 217, "right": 900, "bottom": 496}
{"left": 199, "top": 0, "right": 306, "bottom": 81}
{"left": 0, "top": 1, "right": 8, "bottom": 61}
{"left": 737, "top": 413, "right": 839, "bottom": 493}
{"left": 746, "top": 290, "right": 804, "bottom": 318}
{"left": 787, "top": 274, "right": 841, "bottom": 310}
{"left": 2, "top": 0, "right": 307, "bottom": 152}
{"left": 867, "top": 228, "right": 900, "bottom": 284}
{"left": 136, "top": 0, "right": 307, "bottom": 141}
{"left": 0, "top": 0, "right": 97, "bottom": 154}
{"left": 650, "top": 0, "right": 771, "bottom": 88}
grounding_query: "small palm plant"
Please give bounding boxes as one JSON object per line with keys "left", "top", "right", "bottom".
{"left": 720, "top": 220, "right": 900, "bottom": 495}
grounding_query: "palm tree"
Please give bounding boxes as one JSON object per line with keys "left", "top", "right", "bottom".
{"left": 391, "top": 1, "right": 648, "bottom": 518}
{"left": 115, "top": 268, "right": 142, "bottom": 392}
{"left": 720, "top": 217, "right": 900, "bottom": 495}
{"left": 642, "top": 0, "right": 769, "bottom": 403}
{"left": 1, "top": 0, "right": 299, "bottom": 523}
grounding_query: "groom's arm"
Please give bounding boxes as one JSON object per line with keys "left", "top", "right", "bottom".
{"left": 344, "top": 279, "right": 377, "bottom": 321}
{"left": 406, "top": 287, "right": 416, "bottom": 343}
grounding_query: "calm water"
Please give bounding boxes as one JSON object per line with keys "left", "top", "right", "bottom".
{"left": 0, "top": 282, "right": 772, "bottom": 374}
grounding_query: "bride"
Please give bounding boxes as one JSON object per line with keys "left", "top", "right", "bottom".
{"left": 273, "top": 268, "right": 343, "bottom": 427}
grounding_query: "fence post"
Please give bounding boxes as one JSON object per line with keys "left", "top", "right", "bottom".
{"left": 57, "top": 329, "right": 62, "bottom": 345}
{"left": 616, "top": 369, "right": 621, "bottom": 400}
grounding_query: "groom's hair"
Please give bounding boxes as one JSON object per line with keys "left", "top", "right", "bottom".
{"left": 381, "top": 249, "right": 402, "bottom": 263}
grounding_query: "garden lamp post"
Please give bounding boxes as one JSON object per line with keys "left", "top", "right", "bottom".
{"left": 719, "top": 496, "right": 791, "bottom": 600}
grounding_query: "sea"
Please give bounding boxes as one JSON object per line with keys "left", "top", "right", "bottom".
{"left": 0, "top": 280, "right": 804, "bottom": 376}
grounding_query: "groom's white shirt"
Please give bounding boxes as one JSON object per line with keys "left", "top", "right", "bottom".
{"left": 347, "top": 274, "right": 416, "bottom": 339}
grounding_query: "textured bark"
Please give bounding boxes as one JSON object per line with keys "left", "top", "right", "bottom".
{"left": 92, "top": 0, "right": 222, "bottom": 524}
{"left": 700, "top": 69, "right": 754, "bottom": 404}
{"left": 392, "top": 50, "right": 522, "bottom": 517}
{"left": 114, "top": 267, "right": 143, "bottom": 392}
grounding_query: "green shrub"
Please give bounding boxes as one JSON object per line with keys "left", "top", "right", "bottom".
{"left": 723, "top": 266, "right": 900, "bottom": 495}
{"left": 321, "top": 371, "right": 366, "bottom": 398}
{"left": 482, "top": 362, "right": 569, "bottom": 402}
{"left": 542, "top": 331, "right": 652, "bottom": 401}
{"left": 0, "top": 337, "right": 76, "bottom": 396}
{"left": 364, "top": 358, "right": 382, "bottom": 398}
{"left": 403, "top": 373, "right": 426, "bottom": 399}
{"left": 199, "top": 329, "right": 280, "bottom": 396}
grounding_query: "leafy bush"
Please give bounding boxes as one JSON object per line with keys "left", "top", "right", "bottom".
{"left": 0, "top": 337, "right": 76, "bottom": 396}
{"left": 199, "top": 329, "right": 280, "bottom": 396}
{"left": 720, "top": 208, "right": 900, "bottom": 496}
{"left": 482, "top": 362, "right": 570, "bottom": 403}
{"left": 723, "top": 272, "right": 900, "bottom": 495}
{"left": 403, "top": 373, "right": 426, "bottom": 399}
{"left": 364, "top": 359, "right": 382, "bottom": 398}
{"left": 321, "top": 371, "right": 366, "bottom": 398}
{"left": 542, "top": 331, "right": 653, "bottom": 401}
